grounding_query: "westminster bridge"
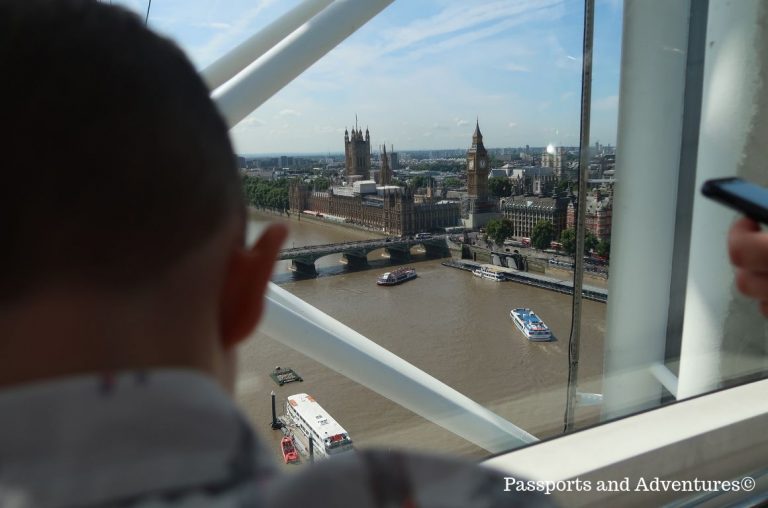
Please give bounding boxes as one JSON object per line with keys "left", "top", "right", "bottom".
{"left": 278, "top": 236, "right": 450, "bottom": 275}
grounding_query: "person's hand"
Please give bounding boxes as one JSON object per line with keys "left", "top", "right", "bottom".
{"left": 729, "top": 217, "right": 768, "bottom": 316}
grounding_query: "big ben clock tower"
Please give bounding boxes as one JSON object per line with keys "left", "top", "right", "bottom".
{"left": 467, "top": 119, "right": 490, "bottom": 204}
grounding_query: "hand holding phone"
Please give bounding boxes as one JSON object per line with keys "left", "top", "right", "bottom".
{"left": 705, "top": 178, "right": 768, "bottom": 315}
{"left": 701, "top": 177, "right": 768, "bottom": 224}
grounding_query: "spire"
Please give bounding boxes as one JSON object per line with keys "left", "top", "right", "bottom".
{"left": 471, "top": 117, "right": 485, "bottom": 152}
{"left": 473, "top": 117, "right": 482, "bottom": 140}
{"left": 380, "top": 143, "right": 391, "bottom": 185}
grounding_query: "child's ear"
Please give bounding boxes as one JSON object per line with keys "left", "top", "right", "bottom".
{"left": 219, "top": 223, "right": 288, "bottom": 349}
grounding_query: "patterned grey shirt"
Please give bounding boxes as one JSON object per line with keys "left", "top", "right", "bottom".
{"left": 0, "top": 370, "right": 276, "bottom": 507}
{"left": 0, "top": 370, "right": 554, "bottom": 508}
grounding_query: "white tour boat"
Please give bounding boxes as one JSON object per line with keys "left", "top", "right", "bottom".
{"left": 510, "top": 307, "right": 552, "bottom": 341}
{"left": 473, "top": 266, "right": 505, "bottom": 281}
{"left": 377, "top": 267, "right": 417, "bottom": 286}
{"left": 285, "top": 393, "right": 354, "bottom": 458}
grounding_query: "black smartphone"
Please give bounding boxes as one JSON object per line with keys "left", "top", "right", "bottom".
{"left": 701, "top": 177, "right": 768, "bottom": 224}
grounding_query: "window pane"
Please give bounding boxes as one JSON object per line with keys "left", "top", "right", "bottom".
{"left": 232, "top": 0, "right": 611, "bottom": 462}
{"left": 113, "top": 0, "right": 768, "bottom": 467}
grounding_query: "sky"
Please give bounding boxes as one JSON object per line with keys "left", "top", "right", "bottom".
{"left": 111, "top": 0, "right": 623, "bottom": 155}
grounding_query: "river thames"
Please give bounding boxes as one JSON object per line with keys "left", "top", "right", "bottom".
{"left": 236, "top": 212, "right": 607, "bottom": 461}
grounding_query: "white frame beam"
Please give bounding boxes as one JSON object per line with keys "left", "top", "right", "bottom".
{"left": 202, "top": 0, "right": 334, "bottom": 92}
{"left": 212, "top": 0, "right": 394, "bottom": 128}
{"left": 602, "top": 0, "right": 691, "bottom": 419}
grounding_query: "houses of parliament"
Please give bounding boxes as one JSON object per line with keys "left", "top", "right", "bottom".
{"left": 288, "top": 124, "right": 480, "bottom": 235}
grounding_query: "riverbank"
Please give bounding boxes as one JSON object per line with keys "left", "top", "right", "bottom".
{"left": 442, "top": 260, "right": 608, "bottom": 302}
{"left": 240, "top": 211, "right": 607, "bottom": 466}
{"left": 290, "top": 212, "right": 389, "bottom": 237}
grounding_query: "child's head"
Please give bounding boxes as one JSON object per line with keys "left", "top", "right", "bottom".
{"left": 0, "top": 0, "right": 286, "bottom": 390}
{"left": 2, "top": 0, "right": 244, "bottom": 297}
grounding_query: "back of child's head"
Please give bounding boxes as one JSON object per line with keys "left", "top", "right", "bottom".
{"left": 0, "top": 0, "right": 243, "bottom": 301}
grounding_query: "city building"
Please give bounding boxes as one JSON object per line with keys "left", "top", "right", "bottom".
{"left": 289, "top": 127, "right": 460, "bottom": 235}
{"left": 509, "top": 166, "right": 557, "bottom": 196}
{"left": 344, "top": 124, "right": 371, "bottom": 180}
{"left": 466, "top": 120, "right": 490, "bottom": 203}
{"left": 541, "top": 146, "right": 568, "bottom": 179}
{"left": 279, "top": 155, "right": 294, "bottom": 169}
{"left": 289, "top": 183, "right": 460, "bottom": 235}
{"left": 462, "top": 120, "right": 499, "bottom": 229}
{"left": 388, "top": 149, "right": 399, "bottom": 171}
{"left": 501, "top": 194, "right": 571, "bottom": 239}
{"left": 567, "top": 188, "right": 613, "bottom": 241}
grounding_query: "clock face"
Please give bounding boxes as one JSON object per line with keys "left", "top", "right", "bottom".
{"left": 468, "top": 159, "right": 474, "bottom": 170}
{"left": 479, "top": 159, "right": 486, "bottom": 169}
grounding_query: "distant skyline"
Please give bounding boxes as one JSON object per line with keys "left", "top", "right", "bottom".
{"left": 112, "top": 0, "right": 622, "bottom": 154}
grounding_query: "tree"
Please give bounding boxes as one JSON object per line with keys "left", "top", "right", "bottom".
{"left": 597, "top": 238, "right": 611, "bottom": 259}
{"left": 488, "top": 176, "right": 512, "bottom": 198}
{"left": 485, "top": 218, "right": 514, "bottom": 246}
{"left": 242, "top": 175, "right": 290, "bottom": 211}
{"left": 410, "top": 175, "right": 429, "bottom": 189}
{"left": 313, "top": 176, "right": 330, "bottom": 191}
{"left": 443, "top": 177, "right": 462, "bottom": 189}
{"left": 560, "top": 229, "right": 576, "bottom": 255}
{"left": 584, "top": 230, "right": 598, "bottom": 254}
{"left": 560, "top": 228, "right": 599, "bottom": 256}
{"left": 531, "top": 220, "right": 555, "bottom": 250}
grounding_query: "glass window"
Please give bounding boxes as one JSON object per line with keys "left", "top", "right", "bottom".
{"left": 112, "top": 0, "right": 768, "bottom": 469}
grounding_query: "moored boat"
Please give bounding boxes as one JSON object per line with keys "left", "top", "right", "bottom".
{"left": 510, "top": 307, "right": 552, "bottom": 341}
{"left": 281, "top": 436, "right": 299, "bottom": 464}
{"left": 377, "top": 267, "right": 417, "bottom": 286}
{"left": 285, "top": 393, "right": 354, "bottom": 459}
{"left": 473, "top": 266, "right": 505, "bottom": 281}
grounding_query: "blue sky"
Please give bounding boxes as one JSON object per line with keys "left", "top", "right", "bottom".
{"left": 112, "top": 0, "right": 622, "bottom": 154}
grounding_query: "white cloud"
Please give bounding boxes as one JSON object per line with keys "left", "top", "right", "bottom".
{"left": 231, "top": 114, "right": 266, "bottom": 133}
{"left": 547, "top": 35, "right": 582, "bottom": 71}
{"left": 383, "top": 0, "right": 564, "bottom": 55}
{"left": 220, "top": 0, "right": 620, "bottom": 152}
{"left": 307, "top": 0, "right": 564, "bottom": 78}
{"left": 277, "top": 109, "right": 301, "bottom": 117}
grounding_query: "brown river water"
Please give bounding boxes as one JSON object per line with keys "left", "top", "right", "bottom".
{"left": 236, "top": 212, "right": 607, "bottom": 463}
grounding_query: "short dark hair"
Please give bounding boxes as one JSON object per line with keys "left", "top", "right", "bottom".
{"left": 0, "top": 0, "right": 243, "bottom": 300}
